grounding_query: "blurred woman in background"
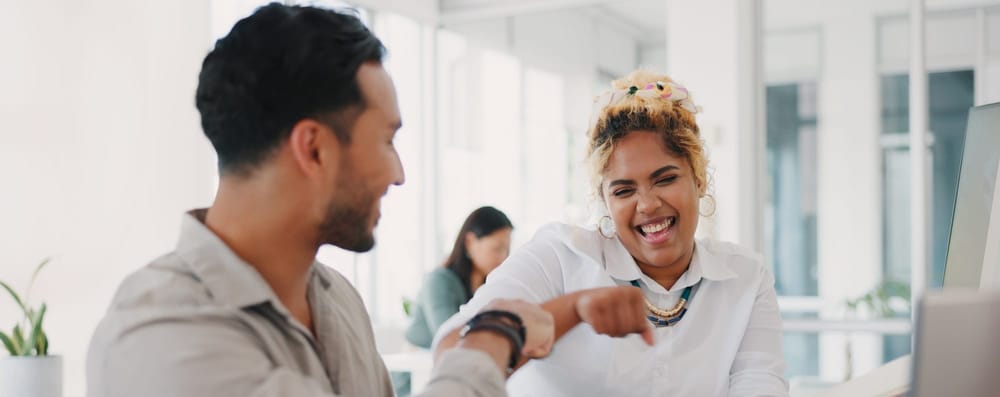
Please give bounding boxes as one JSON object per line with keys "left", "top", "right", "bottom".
{"left": 405, "top": 206, "right": 514, "bottom": 348}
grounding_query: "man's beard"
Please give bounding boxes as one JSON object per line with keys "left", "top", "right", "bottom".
{"left": 316, "top": 182, "right": 378, "bottom": 253}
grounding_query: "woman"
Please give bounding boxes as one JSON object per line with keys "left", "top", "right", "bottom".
{"left": 434, "top": 71, "right": 788, "bottom": 396}
{"left": 405, "top": 206, "right": 514, "bottom": 348}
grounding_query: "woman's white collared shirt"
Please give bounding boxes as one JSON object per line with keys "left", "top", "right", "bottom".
{"left": 434, "top": 223, "right": 789, "bottom": 397}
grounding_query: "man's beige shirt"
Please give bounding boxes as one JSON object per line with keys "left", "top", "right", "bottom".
{"left": 86, "top": 209, "right": 505, "bottom": 396}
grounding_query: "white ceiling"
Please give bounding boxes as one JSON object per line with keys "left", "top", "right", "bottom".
{"left": 438, "top": 0, "right": 666, "bottom": 45}
{"left": 599, "top": 0, "right": 666, "bottom": 43}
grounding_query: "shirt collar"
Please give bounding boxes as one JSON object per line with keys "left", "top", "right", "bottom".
{"left": 602, "top": 235, "right": 739, "bottom": 290}
{"left": 602, "top": 235, "right": 643, "bottom": 281}
{"left": 676, "top": 241, "right": 739, "bottom": 286}
{"left": 174, "top": 209, "right": 331, "bottom": 312}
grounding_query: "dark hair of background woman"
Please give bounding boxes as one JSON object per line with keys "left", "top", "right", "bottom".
{"left": 443, "top": 206, "right": 513, "bottom": 299}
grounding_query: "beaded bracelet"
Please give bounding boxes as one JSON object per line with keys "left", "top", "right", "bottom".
{"left": 459, "top": 310, "right": 525, "bottom": 373}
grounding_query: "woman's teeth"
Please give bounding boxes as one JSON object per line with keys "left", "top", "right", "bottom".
{"left": 639, "top": 217, "right": 674, "bottom": 234}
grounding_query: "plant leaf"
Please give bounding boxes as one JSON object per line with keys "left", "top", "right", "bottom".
{"left": 27, "top": 303, "right": 46, "bottom": 356}
{"left": 0, "top": 330, "right": 17, "bottom": 355}
{"left": 0, "top": 279, "right": 28, "bottom": 317}
{"left": 24, "top": 257, "right": 52, "bottom": 304}
{"left": 27, "top": 257, "right": 51, "bottom": 292}
{"left": 402, "top": 297, "right": 413, "bottom": 316}
{"left": 37, "top": 330, "right": 48, "bottom": 355}
{"left": 12, "top": 324, "right": 25, "bottom": 356}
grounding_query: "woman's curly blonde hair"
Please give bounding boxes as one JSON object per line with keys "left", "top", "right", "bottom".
{"left": 587, "top": 70, "right": 709, "bottom": 200}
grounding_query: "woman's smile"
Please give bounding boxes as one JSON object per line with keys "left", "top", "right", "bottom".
{"left": 634, "top": 215, "right": 677, "bottom": 245}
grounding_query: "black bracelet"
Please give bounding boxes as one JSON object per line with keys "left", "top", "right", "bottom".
{"left": 472, "top": 310, "right": 524, "bottom": 328}
{"left": 459, "top": 310, "right": 525, "bottom": 373}
{"left": 465, "top": 310, "right": 526, "bottom": 344}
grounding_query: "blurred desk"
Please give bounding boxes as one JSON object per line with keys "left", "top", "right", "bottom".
{"left": 382, "top": 350, "right": 434, "bottom": 394}
{"left": 819, "top": 355, "right": 909, "bottom": 397}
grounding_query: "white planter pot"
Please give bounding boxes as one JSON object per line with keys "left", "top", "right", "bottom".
{"left": 0, "top": 355, "right": 63, "bottom": 397}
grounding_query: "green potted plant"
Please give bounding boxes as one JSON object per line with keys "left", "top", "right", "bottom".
{"left": 841, "top": 280, "right": 910, "bottom": 381}
{"left": 0, "top": 258, "right": 61, "bottom": 397}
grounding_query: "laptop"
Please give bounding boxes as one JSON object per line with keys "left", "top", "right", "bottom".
{"left": 942, "top": 102, "right": 1000, "bottom": 290}
{"left": 910, "top": 290, "right": 1000, "bottom": 396}
{"left": 912, "top": 103, "right": 1000, "bottom": 396}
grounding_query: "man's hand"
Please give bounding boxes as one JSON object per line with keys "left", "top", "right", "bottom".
{"left": 483, "top": 299, "right": 555, "bottom": 359}
{"left": 574, "top": 286, "right": 654, "bottom": 345}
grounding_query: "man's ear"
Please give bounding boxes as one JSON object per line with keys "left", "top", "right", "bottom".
{"left": 288, "top": 119, "right": 340, "bottom": 176}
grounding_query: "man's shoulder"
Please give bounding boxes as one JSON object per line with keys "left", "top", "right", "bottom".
{"left": 311, "top": 262, "right": 368, "bottom": 307}
{"left": 311, "top": 262, "right": 355, "bottom": 291}
{"left": 310, "top": 262, "right": 378, "bottom": 335}
{"left": 87, "top": 252, "right": 250, "bottom": 385}
{"left": 108, "top": 252, "right": 214, "bottom": 311}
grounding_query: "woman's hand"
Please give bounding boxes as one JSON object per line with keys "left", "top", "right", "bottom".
{"left": 574, "top": 286, "right": 655, "bottom": 345}
{"left": 483, "top": 299, "right": 555, "bottom": 359}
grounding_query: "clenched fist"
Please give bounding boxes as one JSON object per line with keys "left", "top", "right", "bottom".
{"left": 574, "top": 286, "right": 655, "bottom": 345}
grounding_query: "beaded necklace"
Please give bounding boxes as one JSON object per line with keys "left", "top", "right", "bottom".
{"left": 629, "top": 280, "right": 694, "bottom": 327}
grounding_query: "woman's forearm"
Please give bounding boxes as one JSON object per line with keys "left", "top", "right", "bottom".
{"left": 434, "top": 291, "right": 585, "bottom": 366}
{"left": 540, "top": 291, "right": 584, "bottom": 340}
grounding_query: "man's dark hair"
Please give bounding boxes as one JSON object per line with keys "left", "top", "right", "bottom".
{"left": 195, "top": 3, "right": 385, "bottom": 174}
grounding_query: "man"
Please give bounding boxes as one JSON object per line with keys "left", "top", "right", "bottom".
{"left": 86, "top": 4, "right": 553, "bottom": 396}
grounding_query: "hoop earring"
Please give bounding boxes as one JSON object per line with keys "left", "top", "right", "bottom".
{"left": 699, "top": 194, "right": 717, "bottom": 217}
{"left": 598, "top": 215, "right": 616, "bottom": 239}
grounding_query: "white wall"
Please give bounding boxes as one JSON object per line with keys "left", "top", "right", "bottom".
{"left": 442, "top": 9, "right": 642, "bottom": 236}
{"left": 665, "top": 0, "right": 750, "bottom": 245}
{"left": 639, "top": 44, "right": 668, "bottom": 74}
{"left": 763, "top": 0, "right": 1000, "bottom": 382}
{"left": 444, "top": 8, "right": 639, "bottom": 137}
{"left": 347, "top": 0, "right": 437, "bottom": 22}
{"left": 811, "top": 1, "right": 886, "bottom": 379}
{"left": 0, "top": 1, "right": 215, "bottom": 395}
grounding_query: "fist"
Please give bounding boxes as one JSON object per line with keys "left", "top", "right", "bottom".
{"left": 575, "top": 286, "right": 654, "bottom": 345}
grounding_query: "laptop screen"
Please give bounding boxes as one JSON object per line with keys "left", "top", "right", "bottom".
{"left": 942, "top": 102, "right": 1000, "bottom": 289}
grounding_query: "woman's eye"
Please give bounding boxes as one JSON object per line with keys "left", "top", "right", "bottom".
{"left": 613, "top": 189, "right": 634, "bottom": 197}
{"left": 657, "top": 176, "right": 678, "bottom": 185}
